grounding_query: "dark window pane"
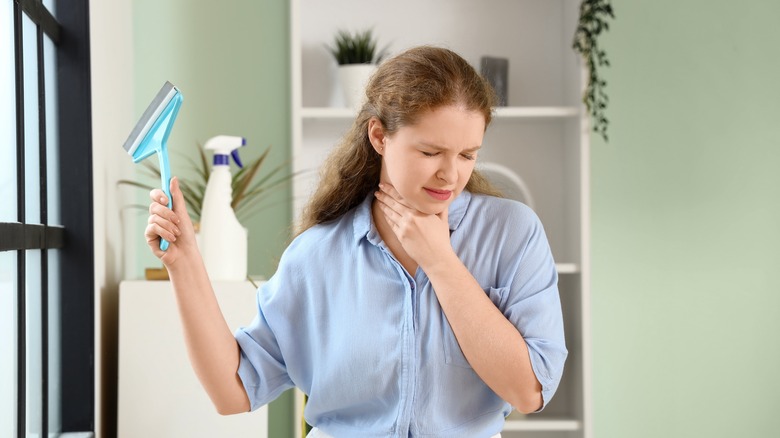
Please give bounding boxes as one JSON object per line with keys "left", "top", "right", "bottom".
{"left": 25, "top": 249, "right": 42, "bottom": 436}
{"left": 44, "top": 36, "right": 60, "bottom": 226}
{"left": 42, "top": 0, "right": 55, "bottom": 18}
{"left": 1, "top": 3, "right": 16, "bottom": 222}
{"left": 0, "top": 251, "right": 17, "bottom": 437}
{"left": 47, "top": 248, "right": 61, "bottom": 433}
{"left": 23, "top": 14, "right": 40, "bottom": 224}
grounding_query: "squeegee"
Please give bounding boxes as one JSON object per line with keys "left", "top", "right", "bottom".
{"left": 122, "top": 81, "right": 183, "bottom": 251}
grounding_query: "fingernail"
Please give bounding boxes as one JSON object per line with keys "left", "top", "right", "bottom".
{"left": 160, "top": 196, "right": 167, "bottom": 204}
{"left": 175, "top": 227, "right": 181, "bottom": 235}
{"left": 378, "top": 182, "right": 384, "bottom": 188}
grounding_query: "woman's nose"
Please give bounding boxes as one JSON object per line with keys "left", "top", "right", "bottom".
{"left": 436, "top": 159, "right": 457, "bottom": 183}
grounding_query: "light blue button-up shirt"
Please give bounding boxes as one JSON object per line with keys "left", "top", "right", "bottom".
{"left": 235, "top": 191, "right": 567, "bottom": 437}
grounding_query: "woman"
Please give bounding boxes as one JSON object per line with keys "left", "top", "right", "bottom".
{"left": 146, "top": 46, "right": 567, "bottom": 438}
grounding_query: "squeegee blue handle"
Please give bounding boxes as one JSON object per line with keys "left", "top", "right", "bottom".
{"left": 158, "top": 146, "right": 172, "bottom": 251}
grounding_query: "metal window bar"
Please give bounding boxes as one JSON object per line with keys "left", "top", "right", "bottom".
{"left": 53, "top": 0, "right": 95, "bottom": 433}
{"left": 13, "top": 3, "right": 27, "bottom": 437}
{"left": 16, "top": 0, "right": 60, "bottom": 43}
{"left": 36, "top": 16, "right": 50, "bottom": 438}
{"left": 0, "top": 224, "right": 65, "bottom": 251}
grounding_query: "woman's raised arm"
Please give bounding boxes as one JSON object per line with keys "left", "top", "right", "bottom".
{"left": 146, "top": 177, "right": 250, "bottom": 415}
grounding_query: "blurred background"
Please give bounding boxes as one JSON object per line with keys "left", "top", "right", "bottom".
{"left": 7, "top": 0, "right": 777, "bottom": 437}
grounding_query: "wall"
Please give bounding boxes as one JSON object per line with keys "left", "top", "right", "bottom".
{"left": 591, "top": 1, "right": 780, "bottom": 436}
{"left": 90, "top": 0, "right": 135, "bottom": 435}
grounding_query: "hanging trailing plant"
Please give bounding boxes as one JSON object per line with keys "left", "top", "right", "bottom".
{"left": 573, "top": 0, "right": 615, "bottom": 142}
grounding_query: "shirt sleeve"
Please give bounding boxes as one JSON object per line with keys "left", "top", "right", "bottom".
{"left": 502, "top": 205, "right": 568, "bottom": 411}
{"left": 234, "top": 275, "right": 296, "bottom": 411}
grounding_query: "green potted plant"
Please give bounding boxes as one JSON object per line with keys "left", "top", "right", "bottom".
{"left": 327, "top": 28, "right": 387, "bottom": 109}
{"left": 118, "top": 143, "right": 291, "bottom": 283}
{"left": 119, "top": 143, "right": 291, "bottom": 225}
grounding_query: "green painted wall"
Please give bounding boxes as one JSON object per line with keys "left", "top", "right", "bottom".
{"left": 591, "top": 1, "right": 780, "bottom": 437}
{"left": 132, "top": 1, "right": 294, "bottom": 436}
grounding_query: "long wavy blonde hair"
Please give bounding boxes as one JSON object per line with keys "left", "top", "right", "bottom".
{"left": 297, "top": 46, "right": 501, "bottom": 235}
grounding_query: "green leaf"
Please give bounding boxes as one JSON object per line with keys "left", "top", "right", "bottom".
{"left": 232, "top": 146, "right": 271, "bottom": 210}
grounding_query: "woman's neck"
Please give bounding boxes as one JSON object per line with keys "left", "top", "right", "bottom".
{"left": 371, "top": 199, "right": 418, "bottom": 276}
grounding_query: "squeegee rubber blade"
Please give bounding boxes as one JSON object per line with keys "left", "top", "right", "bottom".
{"left": 122, "top": 81, "right": 177, "bottom": 155}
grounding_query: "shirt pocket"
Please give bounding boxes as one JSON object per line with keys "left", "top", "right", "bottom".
{"left": 443, "top": 286, "right": 509, "bottom": 368}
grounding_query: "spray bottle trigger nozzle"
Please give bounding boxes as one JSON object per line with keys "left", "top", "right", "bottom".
{"left": 231, "top": 149, "right": 243, "bottom": 168}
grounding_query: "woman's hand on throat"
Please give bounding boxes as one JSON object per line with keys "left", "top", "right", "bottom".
{"left": 374, "top": 183, "right": 455, "bottom": 272}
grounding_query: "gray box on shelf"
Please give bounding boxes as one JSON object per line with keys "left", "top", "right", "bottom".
{"left": 480, "top": 56, "right": 509, "bottom": 106}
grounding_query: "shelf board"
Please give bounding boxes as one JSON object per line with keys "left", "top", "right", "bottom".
{"left": 493, "top": 106, "right": 579, "bottom": 119}
{"left": 555, "top": 263, "right": 579, "bottom": 274}
{"left": 503, "top": 419, "right": 581, "bottom": 431}
{"left": 300, "top": 107, "right": 356, "bottom": 119}
{"left": 300, "top": 106, "right": 579, "bottom": 120}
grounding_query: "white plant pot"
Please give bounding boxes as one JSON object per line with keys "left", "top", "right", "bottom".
{"left": 338, "top": 64, "right": 376, "bottom": 110}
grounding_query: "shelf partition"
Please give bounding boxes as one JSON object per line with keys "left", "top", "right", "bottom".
{"left": 555, "top": 263, "right": 580, "bottom": 274}
{"left": 493, "top": 106, "right": 580, "bottom": 119}
{"left": 503, "top": 419, "right": 581, "bottom": 432}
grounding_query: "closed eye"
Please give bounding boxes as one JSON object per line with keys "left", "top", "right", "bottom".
{"left": 461, "top": 153, "right": 476, "bottom": 160}
{"left": 421, "top": 151, "right": 438, "bottom": 157}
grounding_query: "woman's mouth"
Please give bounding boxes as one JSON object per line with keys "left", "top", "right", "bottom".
{"left": 424, "top": 188, "right": 452, "bottom": 201}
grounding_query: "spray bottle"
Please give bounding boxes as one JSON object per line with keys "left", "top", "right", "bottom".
{"left": 200, "top": 135, "right": 248, "bottom": 281}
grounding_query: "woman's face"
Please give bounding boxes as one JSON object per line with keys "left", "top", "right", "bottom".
{"left": 369, "top": 105, "right": 486, "bottom": 215}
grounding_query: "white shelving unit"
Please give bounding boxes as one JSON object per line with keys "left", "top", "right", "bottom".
{"left": 290, "top": 1, "right": 591, "bottom": 437}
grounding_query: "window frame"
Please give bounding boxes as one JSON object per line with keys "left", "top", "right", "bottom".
{"left": 1, "top": 0, "right": 94, "bottom": 435}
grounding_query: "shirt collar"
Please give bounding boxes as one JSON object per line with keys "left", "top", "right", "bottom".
{"left": 352, "top": 190, "right": 472, "bottom": 244}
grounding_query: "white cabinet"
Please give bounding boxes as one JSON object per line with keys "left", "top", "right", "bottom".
{"left": 290, "top": 1, "right": 590, "bottom": 437}
{"left": 117, "top": 281, "right": 267, "bottom": 438}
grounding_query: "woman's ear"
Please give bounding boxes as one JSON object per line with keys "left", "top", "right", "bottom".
{"left": 367, "top": 117, "right": 386, "bottom": 155}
